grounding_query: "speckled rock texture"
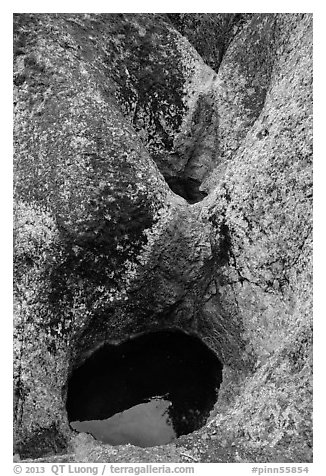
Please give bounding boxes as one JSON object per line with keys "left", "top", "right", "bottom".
{"left": 13, "top": 13, "right": 312, "bottom": 463}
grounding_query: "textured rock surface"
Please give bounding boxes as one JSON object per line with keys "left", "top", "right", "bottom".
{"left": 13, "top": 13, "right": 312, "bottom": 462}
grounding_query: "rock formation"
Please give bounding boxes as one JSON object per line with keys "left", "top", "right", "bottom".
{"left": 13, "top": 13, "right": 312, "bottom": 462}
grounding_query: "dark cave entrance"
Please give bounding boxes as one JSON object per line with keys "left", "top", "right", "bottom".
{"left": 66, "top": 329, "right": 223, "bottom": 447}
{"left": 165, "top": 177, "right": 208, "bottom": 204}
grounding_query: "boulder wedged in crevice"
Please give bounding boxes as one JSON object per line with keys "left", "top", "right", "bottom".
{"left": 14, "top": 13, "right": 312, "bottom": 463}
{"left": 13, "top": 13, "right": 239, "bottom": 456}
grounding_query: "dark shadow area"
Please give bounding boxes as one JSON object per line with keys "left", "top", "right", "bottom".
{"left": 66, "top": 329, "right": 223, "bottom": 447}
{"left": 165, "top": 177, "right": 208, "bottom": 204}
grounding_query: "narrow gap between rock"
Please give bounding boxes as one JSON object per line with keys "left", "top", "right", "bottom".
{"left": 165, "top": 177, "right": 208, "bottom": 204}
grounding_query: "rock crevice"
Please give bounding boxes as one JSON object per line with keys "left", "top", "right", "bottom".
{"left": 13, "top": 13, "right": 312, "bottom": 463}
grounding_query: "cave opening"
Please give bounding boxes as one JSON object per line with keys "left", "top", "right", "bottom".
{"left": 66, "top": 329, "right": 223, "bottom": 447}
{"left": 165, "top": 177, "right": 208, "bottom": 204}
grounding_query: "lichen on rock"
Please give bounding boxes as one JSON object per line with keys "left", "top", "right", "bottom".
{"left": 13, "top": 13, "right": 312, "bottom": 463}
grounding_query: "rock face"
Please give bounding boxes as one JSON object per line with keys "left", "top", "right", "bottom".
{"left": 13, "top": 13, "right": 312, "bottom": 462}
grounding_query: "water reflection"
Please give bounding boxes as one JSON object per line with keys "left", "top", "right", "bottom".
{"left": 71, "top": 397, "right": 175, "bottom": 447}
{"left": 67, "top": 329, "right": 223, "bottom": 447}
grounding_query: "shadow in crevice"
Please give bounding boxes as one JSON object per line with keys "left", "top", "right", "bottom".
{"left": 165, "top": 176, "right": 208, "bottom": 204}
{"left": 66, "top": 329, "right": 223, "bottom": 447}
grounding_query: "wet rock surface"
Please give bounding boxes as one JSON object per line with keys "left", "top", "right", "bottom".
{"left": 14, "top": 13, "right": 312, "bottom": 462}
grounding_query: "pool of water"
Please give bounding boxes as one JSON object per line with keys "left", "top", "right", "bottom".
{"left": 71, "top": 397, "right": 175, "bottom": 447}
{"left": 66, "top": 329, "right": 223, "bottom": 447}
